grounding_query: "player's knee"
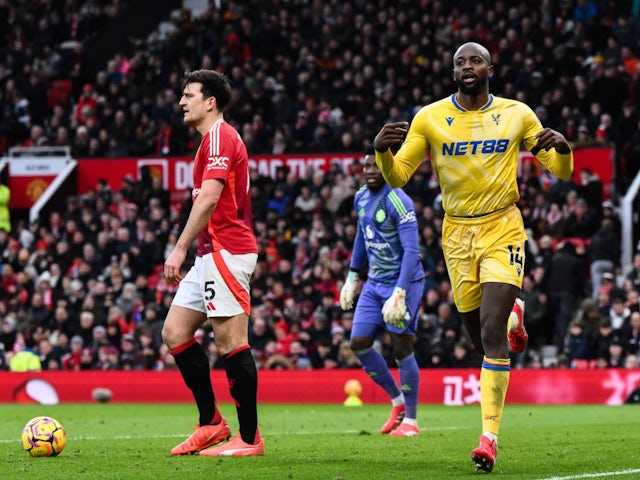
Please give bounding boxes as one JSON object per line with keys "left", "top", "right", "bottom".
{"left": 160, "top": 323, "right": 175, "bottom": 348}
{"left": 214, "top": 339, "right": 233, "bottom": 356}
{"left": 161, "top": 322, "right": 189, "bottom": 349}
{"left": 350, "top": 337, "right": 373, "bottom": 352}
{"left": 214, "top": 332, "right": 248, "bottom": 356}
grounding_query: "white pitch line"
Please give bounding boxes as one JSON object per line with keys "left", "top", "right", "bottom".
{"left": 0, "top": 425, "right": 469, "bottom": 444}
{"left": 538, "top": 469, "right": 640, "bottom": 480}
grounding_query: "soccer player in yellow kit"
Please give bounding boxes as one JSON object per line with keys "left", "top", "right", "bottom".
{"left": 373, "top": 42, "right": 573, "bottom": 473}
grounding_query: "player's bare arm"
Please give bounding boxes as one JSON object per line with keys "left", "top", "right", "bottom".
{"left": 164, "top": 178, "right": 223, "bottom": 285}
{"left": 532, "top": 128, "right": 571, "bottom": 155}
{"left": 373, "top": 121, "right": 409, "bottom": 152}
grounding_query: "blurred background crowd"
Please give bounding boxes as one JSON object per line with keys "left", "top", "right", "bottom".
{"left": 1, "top": 0, "right": 640, "bottom": 373}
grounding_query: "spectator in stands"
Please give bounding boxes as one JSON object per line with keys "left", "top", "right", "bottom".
{"left": 429, "top": 301, "right": 462, "bottom": 359}
{"left": 607, "top": 340, "right": 627, "bottom": 368}
{"left": 541, "top": 202, "right": 565, "bottom": 239}
{"left": 134, "top": 302, "right": 163, "bottom": 349}
{"left": 518, "top": 273, "right": 549, "bottom": 353}
{"left": 627, "top": 253, "right": 640, "bottom": 292}
{"left": 248, "top": 315, "right": 275, "bottom": 363}
{"left": 90, "top": 325, "right": 109, "bottom": 350}
{"left": 119, "top": 333, "right": 146, "bottom": 370}
{"left": 287, "top": 339, "right": 310, "bottom": 369}
{"left": 95, "top": 344, "right": 119, "bottom": 370}
{"left": 624, "top": 354, "right": 638, "bottom": 369}
{"left": 106, "top": 305, "right": 130, "bottom": 337}
{"left": 599, "top": 198, "right": 620, "bottom": 236}
{"left": 598, "top": 271, "right": 625, "bottom": 310}
{"left": 61, "top": 335, "right": 87, "bottom": 370}
{"left": 544, "top": 241, "right": 588, "bottom": 348}
{"left": 593, "top": 318, "right": 616, "bottom": 363}
{"left": 293, "top": 185, "right": 317, "bottom": 213}
{"left": 449, "top": 340, "right": 482, "bottom": 368}
{"left": 9, "top": 334, "right": 42, "bottom": 372}
{"left": 144, "top": 176, "right": 171, "bottom": 213}
{"left": 309, "top": 339, "right": 337, "bottom": 369}
{"left": 155, "top": 343, "right": 177, "bottom": 371}
{"left": 623, "top": 286, "right": 639, "bottom": 314}
{"left": 563, "top": 198, "right": 599, "bottom": 239}
{"left": 564, "top": 320, "right": 593, "bottom": 364}
{"left": 335, "top": 340, "right": 361, "bottom": 369}
{"left": 0, "top": 181, "right": 11, "bottom": 234}
{"left": 77, "top": 310, "right": 97, "bottom": 346}
{"left": 0, "top": 316, "right": 17, "bottom": 355}
{"left": 609, "top": 296, "right": 632, "bottom": 331}
{"left": 589, "top": 218, "right": 621, "bottom": 300}
{"left": 619, "top": 311, "right": 640, "bottom": 356}
{"left": 38, "top": 337, "right": 60, "bottom": 370}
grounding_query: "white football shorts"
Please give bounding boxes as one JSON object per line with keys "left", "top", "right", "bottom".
{"left": 172, "top": 251, "right": 257, "bottom": 318}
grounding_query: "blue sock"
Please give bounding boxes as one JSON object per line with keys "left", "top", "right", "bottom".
{"left": 354, "top": 347, "right": 401, "bottom": 400}
{"left": 397, "top": 352, "right": 419, "bottom": 420}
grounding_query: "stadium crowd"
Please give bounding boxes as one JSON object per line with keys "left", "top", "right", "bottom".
{"left": 1, "top": 0, "right": 640, "bottom": 372}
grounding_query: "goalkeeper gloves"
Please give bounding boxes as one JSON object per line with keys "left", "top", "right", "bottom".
{"left": 340, "top": 270, "right": 359, "bottom": 310}
{"left": 382, "top": 286, "right": 407, "bottom": 327}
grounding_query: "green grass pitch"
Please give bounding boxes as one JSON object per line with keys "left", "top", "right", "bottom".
{"left": 2, "top": 403, "right": 639, "bottom": 479}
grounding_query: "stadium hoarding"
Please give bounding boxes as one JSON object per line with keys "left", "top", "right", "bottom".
{"left": 2, "top": 368, "right": 638, "bottom": 405}
{"left": 75, "top": 153, "right": 362, "bottom": 196}
{"left": 75, "top": 148, "right": 614, "bottom": 196}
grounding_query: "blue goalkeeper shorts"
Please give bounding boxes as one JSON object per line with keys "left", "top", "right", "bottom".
{"left": 351, "top": 278, "right": 424, "bottom": 338}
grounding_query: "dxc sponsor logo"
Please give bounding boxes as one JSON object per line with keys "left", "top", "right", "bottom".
{"left": 207, "top": 156, "right": 229, "bottom": 170}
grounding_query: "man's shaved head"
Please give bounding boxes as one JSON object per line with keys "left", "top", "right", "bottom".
{"left": 453, "top": 42, "right": 492, "bottom": 65}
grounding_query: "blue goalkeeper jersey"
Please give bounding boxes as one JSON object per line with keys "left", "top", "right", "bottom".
{"left": 350, "top": 184, "right": 424, "bottom": 288}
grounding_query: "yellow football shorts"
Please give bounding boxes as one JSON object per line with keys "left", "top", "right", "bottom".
{"left": 441, "top": 204, "right": 527, "bottom": 313}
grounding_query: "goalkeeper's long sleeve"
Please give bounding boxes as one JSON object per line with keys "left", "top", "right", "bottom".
{"left": 396, "top": 214, "right": 422, "bottom": 291}
{"left": 349, "top": 210, "right": 367, "bottom": 272}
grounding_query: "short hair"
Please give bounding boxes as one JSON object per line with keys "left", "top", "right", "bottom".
{"left": 364, "top": 145, "right": 376, "bottom": 155}
{"left": 180, "top": 69, "right": 231, "bottom": 111}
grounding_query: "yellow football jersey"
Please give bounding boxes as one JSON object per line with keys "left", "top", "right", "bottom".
{"left": 376, "top": 94, "right": 574, "bottom": 217}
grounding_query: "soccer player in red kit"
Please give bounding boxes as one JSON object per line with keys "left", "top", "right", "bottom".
{"left": 162, "top": 69, "right": 263, "bottom": 456}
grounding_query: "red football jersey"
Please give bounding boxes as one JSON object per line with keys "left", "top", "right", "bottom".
{"left": 192, "top": 119, "right": 257, "bottom": 255}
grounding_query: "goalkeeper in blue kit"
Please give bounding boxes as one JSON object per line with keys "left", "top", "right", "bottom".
{"left": 340, "top": 146, "right": 425, "bottom": 437}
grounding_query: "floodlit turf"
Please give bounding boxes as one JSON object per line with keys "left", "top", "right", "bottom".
{"left": 1, "top": 402, "right": 639, "bottom": 479}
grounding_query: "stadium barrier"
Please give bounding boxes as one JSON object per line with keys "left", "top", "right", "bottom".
{"left": 6, "top": 148, "right": 613, "bottom": 210}
{"left": 2, "top": 368, "right": 639, "bottom": 405}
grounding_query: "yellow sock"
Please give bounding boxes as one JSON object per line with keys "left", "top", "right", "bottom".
{"left": 480, "top": 357, "right": 510, "bottom": 436}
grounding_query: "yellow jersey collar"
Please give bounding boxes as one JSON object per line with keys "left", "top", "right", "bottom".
{"left": 451, "top": 94, "right": 494, "bottom": 112}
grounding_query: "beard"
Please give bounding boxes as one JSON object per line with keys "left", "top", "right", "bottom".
{"left": 455, "top": 75, "right": 488, "bottom": 95}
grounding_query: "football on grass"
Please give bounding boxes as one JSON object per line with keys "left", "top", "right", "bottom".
{"left": 21, "top": 416, "right": 67, "bottom": 457}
